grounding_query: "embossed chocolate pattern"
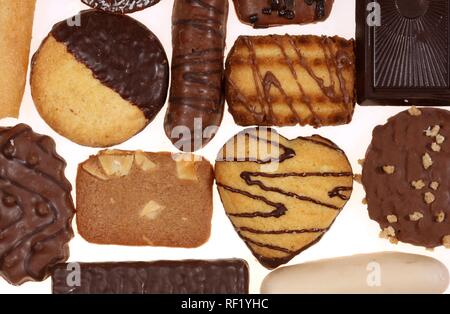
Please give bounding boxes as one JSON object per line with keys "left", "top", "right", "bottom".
{"left": 81, "top": 0, "right": 161, "bottom": 14}
{"left": 51, "top": 10, "right": 169, "bottom": 121}
{"left": 0, "top": 124, "right": 74, "bottom": 285}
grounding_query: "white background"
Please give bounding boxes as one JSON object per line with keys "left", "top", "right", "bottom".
{"left": 0, "top": 0, "right": 449, "bottom": 294}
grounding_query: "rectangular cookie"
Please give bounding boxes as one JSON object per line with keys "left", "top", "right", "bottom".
{"left": 76, "top": 150, "right": 213, "bottom": 247}
{"left": 225, "top": 35, "right": 355, "bottom": 127}
{"left": 52, "top": 260, "right": 249, "bottom": 294}
{"left": 0, "top": 1, "right": 36, "bottom": 118}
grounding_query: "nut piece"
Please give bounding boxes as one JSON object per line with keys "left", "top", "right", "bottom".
{"left": 387, "top": 215, "right": 398, "bottom": 223}
{"left": 431, "top": 142, "right": 441, "bottom": 152}
{"left": 176, "top": 160, "right": 198, "bottom": 181}
{"left": 82, "top": 159, "right": 109, "bottom": 180}
{"left": 383, "top": 165, "right": 395, "bottom": 174}
{"left": 436, "top": 134, "right": 445, "bottom": 144}
{"left": 430, "top": 182, "right": 440, "bottom": 191}
{"left": 424, "top": 125, "right": 440, "bottom": 137}
{"left": 424, "top": 192, "right": 435, "bottom": 204}
{"left": 98, "top": 154, "right": 134, "bottom": 177}
{"left": 422, "top": 153, "right": 433, "bottom": 170}
{"left": 443, "top": 235, "right": 450, "bottom": 249}
{"left": 435, "top": 211, "right": 445, "bottom": 223}
{"left": 409, "top": 212, "right": 424, "bottom": 221}
{"left": 380, "top": 226, "right": 396, "bottom": 239}
{"left": 408, "top": 106, "right": 422, "bottom": 116}
{"left": 358, "top": 159, "right": 365, "bottom": 166}
{"left": 362, "top": 197, "right": 368, "bottom": 205}
{"left": 353, "top": 174, "right": 362, "bottom": 184}
{"left": 411, "top": 180, "right": 425, "bottom": 190}
{"left": 140, "top": 200, "right": 165, "bottom": 220}
{"left": 134, "top": 151, "right": 156, "bottom": 171}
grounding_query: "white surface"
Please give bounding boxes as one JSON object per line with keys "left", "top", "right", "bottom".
{"left": 0, "top": 0, "right": 449, "bottom": 294}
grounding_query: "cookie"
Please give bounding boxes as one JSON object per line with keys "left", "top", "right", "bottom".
{"left": 0, "top": 1, "right": 36, "bottom": 119}
{"left": 81, "top": 0, "right": 161, "bottom": 14}
{"left": 0, "top": 124, "right": 75, "bottom": 285}
{"left": 225, "top": 35, "right": 355, "bottom": 128}
{"left": 215, "top": 128, "right": 353, "bottom": 268}
{"left": 76, "top": 150, "right": 214, "bottom": 247}
{"left": 52, "top": 259, "right": 249, "bottom": 294}
{"left": 233, "top": 0, "right": 334, "bottom": 28}
{"left": 362, "top": 107, "right": 450, "bottom": 249}
{"left": 31, "top": 10, "right": 169, "bottom": 147}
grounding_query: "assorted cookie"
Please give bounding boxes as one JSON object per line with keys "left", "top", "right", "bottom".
{"left": 215, "top": 128, "right": 353, "bottom": 268}
{"left": 0, "top": 1, "right": 36, "bottom": 119}
{"left": 362, "top": 108, "right": 450, "bottom": 249}
{"left": 76, "top": 150, "right": 214, "bottom": 247}
{"left": 225, "top": 35, "right": 355, "bottom": 128}
{"left": 81, "top": 0, "right": 161, "bottom": 14}
{"left": 31, "top": 10, "right": 169, "bottom": 147}
{"left": 261, "top": 252, "right": 450, "bottom": 294}
{"left": 0, "top": 124, "right": 75, "bottom": 285}
{"left": 52, "top": 259, "right": 249, "bottom": 294}
{"left": 233, "top": 0, "right": 334, "bottom": 28}
{"left": 164, "top": 0, "right": 228, "bottom": 152}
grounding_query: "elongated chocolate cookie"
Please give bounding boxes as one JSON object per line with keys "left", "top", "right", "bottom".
{"left": 362, "top": 107, "right": 450, "bottom": 249}
{"left": 215, "top": 128, "right": 353, "bottom": 268}
{"left": 31, "top": 10, "right": 169, "bottom": 147}
{"left": 81, "top": 0, "right": 161, "bottom": 14}
{"left": 225, "top": 35, "right": 355, "bottom": 128}
{"left": 0, "top": 124, "right": 75, "bottom": 285}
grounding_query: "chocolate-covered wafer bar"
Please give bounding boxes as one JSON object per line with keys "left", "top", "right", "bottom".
{"left": 52, "top": 260, "right": 249, "bottom": 294}
{"left": 164, "top": 0, "right": 228, "bottom": 152}
{"left": 233, "top": 0, "right": 334, "bottom": 28}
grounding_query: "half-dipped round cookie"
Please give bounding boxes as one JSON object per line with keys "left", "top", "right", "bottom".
{"left": 81, "top": 0, "right": 161, "bottom": 14}
{"left": 31, "top": 10, "right": 169, "bottom": 147}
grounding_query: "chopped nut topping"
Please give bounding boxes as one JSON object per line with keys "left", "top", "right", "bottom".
{"left": 436, "top": 134, "right": 445, "bottom": 144}
{"left": 435, "top": 211, "right": 445, "bottom": 223}
{"left": 380, "top": 226, "right": 396, "bottom": 239}
{"left": 411, "top": 180, "right": 425, "bottom": 190}
{"left": 387, "top": 215, "right": 398, "bottom": 223}
{"left": 140, "top": 200, "right": 164, "bottom": 220}
{"left": 134, "top": 151, "right": 156, "bottom": 171}
{"left": 362, "top": 198, "right": 367, "bottom": 205}
{"left": 443, "top": 235, "right": 450, "bottom": 249}
{"left": 431, "top": 142, "right": 441, "bottom": 152}
{"left": 82, "top": 159, "right": 109, "bottom": 180}
{"left": 98, "top": 154, "right": 134, "bottom": 177}
{"left": 408, "top": 106, "right": 422, "bottom": 116}
{"left": 424, "top": 192, "right": 435, "bottom": 204}
{"left": 353, "top": 174, "right": 362, "bottom": 184}
{"left": 422, "top": 153, "right": 433, "bottom": 170}
{"left": 430, "top": 182, "right": 440, "bottom": 191}
{"left": 424, "top": 125, "right": 440, "bottom": 137}
{"left": 358, "top": 159, "right": 365, "bottom": 166}
{"left": 409, "top": 212, "right": 424, "bottom": 221}
{"left": 389, "top": 237, "right": 399, "bottom": 245}
{"left": 383, "top": 165, "right": 395, "bottom": 174}
{"left": 176, "top": 159, "right": 198, "bottom": 181}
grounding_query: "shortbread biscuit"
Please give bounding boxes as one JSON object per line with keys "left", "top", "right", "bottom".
{"left": 31, "top": 10, "right": 169, "bottom": 147}
{"left": 76, "top": 150, "right": 214, "bottom": 247}
{"left": 225, "top": 35, "right": 355, "bottom": 127}
{"left": 0, "top": 1, "right": 36, "bottom": 118}
{"left": 215, "top": 128, "right": 353, "bottom": 268}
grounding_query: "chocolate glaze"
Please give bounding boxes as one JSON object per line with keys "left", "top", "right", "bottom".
{"left": 50, "top": 10, "right": 169, "bottom": 121}
{"left": 164, "top": 0, "right": 228, "bottom": 152}
{"left": 216, "top": 128, "right": 353, "bottom": 268}
{"left": 52, "top": 260, "right": 249, "bottom": 294}
{"left": 362, "top": 108, "right": 450, "bottom": 248}
{"left": 0, "top": 124, "right": 74, "bottom": 285}
{"left": 225, "top": 35, "right": 355, "bottom": 128}
{"left": 233, "top": 0, "right": 333, "bottom": 28}
{"left": 81, "top": 0, "right": 161, "bottom": 14}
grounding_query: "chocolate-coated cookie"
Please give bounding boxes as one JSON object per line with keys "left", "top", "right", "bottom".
{"left": 0, "top": 124, "right": 75, "bottom": 285}
{"left": 81, "top": 0, "right": 161, "bottom": 14}
{"left": 362, "top": 108, "right": 450, "bottom": 248}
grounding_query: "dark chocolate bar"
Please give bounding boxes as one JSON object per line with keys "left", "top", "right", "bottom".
{"left": 52, "top": 260, "right": 249, "bottom": 294}
{"left": 356, "top": 0, "right": 450, "bottom": 106}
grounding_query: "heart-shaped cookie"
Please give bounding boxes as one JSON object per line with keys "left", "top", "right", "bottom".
{"left": 215, "top": 128, "right": 353, "bottom": 268}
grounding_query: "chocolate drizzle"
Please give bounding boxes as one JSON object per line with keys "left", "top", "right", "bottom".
{"left": 216, "top": 128, "right": 353, "bottom": 268}
{"left": 305, "top": 0, "right": 326, "bottom": 19}
{"left": 50, "top": 10, "right": 169, "bottom": 121}
{"left": 226, "top": 35, "right": 355, "bottom": 128}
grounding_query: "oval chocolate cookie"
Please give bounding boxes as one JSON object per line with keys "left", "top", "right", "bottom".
{"left": 81, "top": 0, "right": 161, "bottom": 14}
{"left": 0, "top": 124, "right": 75, "bottom": 285}
{"left": 31, "top": 10, "right": 169, "bottom": 147}
{"left": 215, "top": 128, "right": 353, "bottom": 268}
{"left": 362, "top": 107, "right": 450, "bottom": 249}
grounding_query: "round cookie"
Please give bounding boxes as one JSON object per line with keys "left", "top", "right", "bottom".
{"left": 362, "top": 107, "right": 450, "bottom": 249}
{"left": 81, "top": 0, "right": 161, "bottom": 14}
{"left": 31, "top": 10, "right": 169, "bottom": 147}
{"left": 0, "top": 124, "right": 75, "bottom": 285}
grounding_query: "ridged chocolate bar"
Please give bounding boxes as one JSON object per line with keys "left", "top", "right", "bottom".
{"left": 52, "top": 260, "right": 249, "bottom": 294}
{"left": 356, "top": 0, "right": 450, "bottom": 106}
